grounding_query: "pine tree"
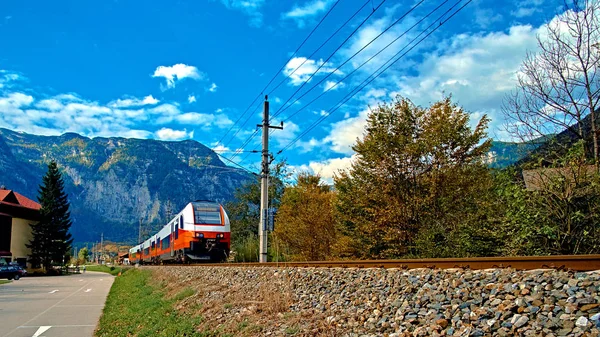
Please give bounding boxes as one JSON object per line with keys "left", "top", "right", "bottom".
{"left": 27, "top": 161, "right": 73, "bottom": 270}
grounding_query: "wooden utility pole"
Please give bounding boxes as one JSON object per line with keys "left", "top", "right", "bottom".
{"left": 257, "top": 95, "right": 283, "bottom": 263}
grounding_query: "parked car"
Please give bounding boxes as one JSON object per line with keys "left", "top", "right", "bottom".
{"left": 0, "top": 265, "right": 25, "bottom": 280}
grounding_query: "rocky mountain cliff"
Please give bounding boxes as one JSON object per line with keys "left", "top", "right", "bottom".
{"left": 0, "top": 128, "right": 253, "bottom": 243}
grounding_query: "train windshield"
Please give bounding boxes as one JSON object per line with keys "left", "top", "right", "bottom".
{"left": 192, "top": 202, "right": 222, "bottom": 225}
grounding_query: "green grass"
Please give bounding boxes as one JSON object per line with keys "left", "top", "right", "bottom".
{"left": 84, "top": 265, "right": 130, "bottom": 276}
{"left": 0, "top": 280, "right": 11, "bottom": 285}
{"left": 95, "top": 269, "right": 213, "bottom": 337}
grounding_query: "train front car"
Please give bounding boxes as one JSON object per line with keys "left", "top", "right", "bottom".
{"left": 182, "top": 201, "right": 231, "bottom": 262}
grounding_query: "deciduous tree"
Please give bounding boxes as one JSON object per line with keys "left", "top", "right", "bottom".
{"left": 503, "top": 0, "right": 600, "bottom": 166}
{"left": 335, "top": 96, "right": 493, "bottom": 258}
{"left": 273, "top": 173, "right": 335, "bottom": 261}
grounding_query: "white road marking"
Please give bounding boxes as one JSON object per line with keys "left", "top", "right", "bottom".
{"left": 48, "top": 290, "right": 58, "bottom": 294}
{"left": 84, "top": 289, "right": 92, "bottom": 293}
{"left": 32, "top": 326, "right": 51, "bottom": 337}
{"left": 4, "top": 278, "right": 100, "bottom": 337}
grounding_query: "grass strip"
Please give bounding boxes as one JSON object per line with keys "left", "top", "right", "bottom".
{"left": 95, "top": 269, "right": 207, "bottom": 337}
{"left": 0, "top": 280, "right": 10, "bottom": 285}
{"left": 85, "top": 265, "right": 129, "bottom": 276}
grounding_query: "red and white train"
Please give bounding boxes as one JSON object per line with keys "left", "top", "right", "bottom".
{"left": 128, "top": 201, "right": 231, "bottom": 264}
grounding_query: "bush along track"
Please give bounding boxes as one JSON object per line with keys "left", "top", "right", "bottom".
{"left": 95, "top": 268, "right": 215, "bottom": 337}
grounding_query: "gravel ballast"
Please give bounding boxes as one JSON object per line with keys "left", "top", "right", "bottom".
{"left": 150, "top": 266, "right": 600, "bottom": 336}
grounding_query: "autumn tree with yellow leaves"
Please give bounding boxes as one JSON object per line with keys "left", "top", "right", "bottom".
{"left": 273, "top": 173, "right": 336, "bottom": 261}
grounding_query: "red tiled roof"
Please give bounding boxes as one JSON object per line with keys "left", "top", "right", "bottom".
{"left": 0, "top": 189, "right": 41, "bottom": 210}
{"left": 0, "top": 190, "right": 10, "bottom": 200}
{"left": 14, "top": 192, "right": 41, "bottom": 210}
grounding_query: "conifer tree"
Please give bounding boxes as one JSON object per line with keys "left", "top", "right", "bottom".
{"left": 27, "top": 161, "right": 73, "bottom": 270}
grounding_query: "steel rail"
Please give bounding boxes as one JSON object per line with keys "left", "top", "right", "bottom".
{"left": 160, "top": 255, "right": 600, "bottom": 271}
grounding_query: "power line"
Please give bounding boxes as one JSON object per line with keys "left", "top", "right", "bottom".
{"left": 231, "top": 0, "right": 391, "bottom": 159}
{"left": 222, "top": 101, "right": 262, "bottom": 153}
{"left": 266, "top": 0, "right": 372, "bottom": 97}
{"left": 279, "top": 0, "right": 447, "bottom": 124}
{"left": 236, "top": 0, "right": 436, "bottom": 157}
{"left": 214, "top": 0, "right": 341, "bottom": 149}
{"left": 228, "top": 129, "right": 260, "bottom": 161}
{"left": 272, "top": 0, "right": 388, "bottom": 122}
{"left": 216, "top": 152, "right": 259, "bottom": 175}
{"left": 272, "top": 0, "right": 426, "bottom": 120}
{"left": 276, "top": 0, "right": 472, "bottom": 156}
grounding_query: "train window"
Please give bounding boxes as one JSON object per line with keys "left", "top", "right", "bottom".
{"left": 192, "top": 202, "right": 222, "bottom": 224}
{"left": 179, "top": 216, "right": 183, "bottom": 229}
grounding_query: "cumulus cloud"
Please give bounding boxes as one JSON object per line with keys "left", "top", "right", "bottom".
{"left": 207, "top": 83, "right": 218, "bottom": 93}
{"left": 155, "top": 127, "right": 194, "bottom": 141}
{"left": 188, "top": 95, "right": 196, "bottom": 103}
{"left": 212, "top": 144, "right": 231, "bottom": 153}
{"left": 283, "top": 57, "right": 340, "bottom": 86}
{"left": 0, "top": 71, "right": 24, "bottom": 88}
{"left": 152, "top": 64, "right": 204, "bottom": 89}
{"left": 322, "top": 108, "right": 369, "bottom": 155}
{"left": 293, "top": 155, "right": 356, "bottom": 184}
{"left": 219, "top": 0, "right": 266, "bottom": 27}
{"left": 174, "top": 112, "right": 233, "bottom": 128}
{"left": 0, "top": 92, "right": 34, "bottom": 109}
{"left": 282, "top": 0, "right": 336, "bottom": 28}
{"left": 108, "top": 95, "right": 159, "bottom": 108}
{"left": 0, "top": 88, "right": 231, "bottom": 141}
{"left": 323, "top": 80, "right": 344, "bottom": 91}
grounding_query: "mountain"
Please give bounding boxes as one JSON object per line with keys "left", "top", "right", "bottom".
{"left": 516, "top": 113, "right": 598, "bottom": 167}
{"left": 488, "top": 139, "right": 545, "bottom": 169}
{"left": 0, "top": 128, "right": 253, "bottom": 243}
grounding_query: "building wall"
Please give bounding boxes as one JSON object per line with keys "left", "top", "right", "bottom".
{"left": 10, "top": 217, "right": 37, "bottom": 264}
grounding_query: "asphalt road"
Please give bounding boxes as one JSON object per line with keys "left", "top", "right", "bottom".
{"left": 0, "top": 271, "right": 114, "bottom": 337}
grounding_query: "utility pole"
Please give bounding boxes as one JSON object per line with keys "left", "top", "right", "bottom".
{"left": 100, "top": 233, "right": 104, "bottom": 265}
{"left": 138, "top": 217, "right": 143, "bottom": 244}
{"left": 257, "top": 95, "right": 283, "bottom": 263}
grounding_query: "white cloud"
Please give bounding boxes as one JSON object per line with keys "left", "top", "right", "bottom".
{"left": 282, "top": 0, "right": 336, "bottom": 28}
{"left": 207, "top": 83, "right": 218, "bottom": 93}
{"left": 391, "top": 25, "right": 540, "bottom": 126}
{"left": 155, "top": 128, "right": 194, "bottom": 141}
{"left": 323, "top": 108, "right": 369, "bottom": 155}
{"left": 212, "top": 144, "right": 231, "bottom": 153}
{"left": 152, "top": 64, "right": 204, "bottom": 89}
{"left": 188, "top": 95, "right": 197, "bottom": 103}
{"left": 272, "top": 120, "right": 300, "bottom": 146}
{"left": 219, "top": 0, "right": 265, "bottom": 27}
{"left": 283, "top": 57, "right": 340, "bottom": 86}
{"left": 511, "top": 7, "right": 539, "bottom": 18}
{"left": 0, "top": 71, "right": 24, "bottom": 88}
{"left": 0, "top": 92, "right": 34, "bottom": 108}
{"left": 293, "top": 155, "right": 356, "bottom": 184}
{"left": 323, "top": 80, "right": 344, "bottom": 91}
{"left": 108, "top": 95, "right": 159, "bottom": 108}
{"left": 36, "top": 99, "right": 63, "bottom": 111}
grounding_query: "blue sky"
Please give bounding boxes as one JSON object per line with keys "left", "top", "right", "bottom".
{"left": 0, "top": 0, "right": 567, "bottom": 179}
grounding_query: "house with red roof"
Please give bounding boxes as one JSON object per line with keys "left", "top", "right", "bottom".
{"left": 0, "top": 187, "right": 41, "bottom": 267}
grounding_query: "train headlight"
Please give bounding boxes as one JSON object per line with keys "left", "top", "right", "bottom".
{"left": 216, "top": 233, "right": 224, "bottom": 239}
{"left": 196, "top": 233, "right": 204, "bottom": 238}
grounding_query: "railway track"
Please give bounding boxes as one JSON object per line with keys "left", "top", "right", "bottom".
{"left": 154, "top": 254, "right": 600, "bottom": 271}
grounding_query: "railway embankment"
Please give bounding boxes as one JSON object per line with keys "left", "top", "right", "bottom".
{"left": 149, "top": 266, "right": 600, "bottom": 336}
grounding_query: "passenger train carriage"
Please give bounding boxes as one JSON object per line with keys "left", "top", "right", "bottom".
{"left": 129, "top": 201, "right": 231, "bottom": 264}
